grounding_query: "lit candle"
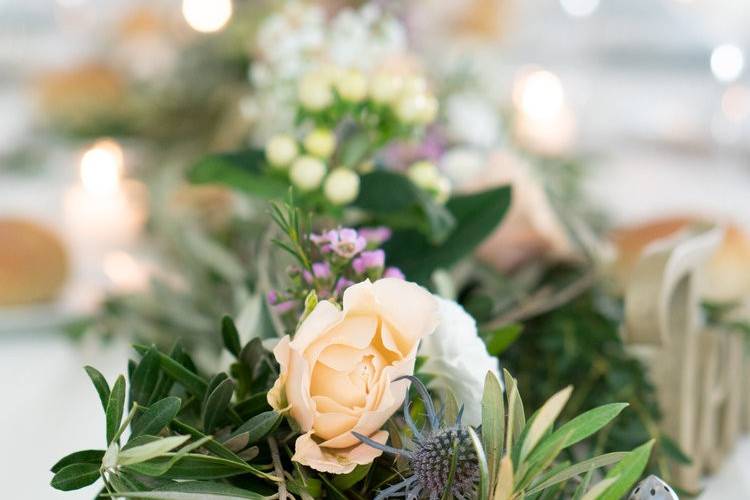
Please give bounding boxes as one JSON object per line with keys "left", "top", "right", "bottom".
{"left": 512, "top": 67, "right": 577, "bottom": 157}
{"left": 63, "top": 139, "right": 146, "bottom": 289}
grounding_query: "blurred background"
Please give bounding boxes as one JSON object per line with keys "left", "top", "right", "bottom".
{"left": 1, "top": 0, "right": 749, "bottom": 498}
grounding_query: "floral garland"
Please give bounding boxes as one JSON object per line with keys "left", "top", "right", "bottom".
{"left": 51, "top": 204, "right": 655, "bottom": 499}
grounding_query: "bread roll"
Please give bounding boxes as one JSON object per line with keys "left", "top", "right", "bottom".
{"left": 0, "top": 219, "right": 69, "bottom": 306}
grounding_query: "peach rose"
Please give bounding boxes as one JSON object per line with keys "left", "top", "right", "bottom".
{"left": 268, "top": 278, "right": 439, "bottom": 474}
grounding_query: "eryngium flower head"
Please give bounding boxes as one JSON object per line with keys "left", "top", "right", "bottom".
{"left": 410, "top": 426, "right": 478, "bottom": 498}
{"left": 353, "top": 375, "right": 480, "bottom": 500}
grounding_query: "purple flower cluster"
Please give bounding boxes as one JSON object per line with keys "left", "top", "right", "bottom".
{"left": 268, "top": 226, "right": 404, "bottom": 320}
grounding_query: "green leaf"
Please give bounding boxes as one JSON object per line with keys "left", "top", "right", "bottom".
{"left": 121, "top": 436, "right": 211, "bottom": 477}
{"left": 581, "top": 476, "right": 619, "bottom": 500}
{"left": 106, "top": 375, "right": 126, "bottom": 444}
{"left": 520, "top": 386, "right": 572, "bottom": 461}
{"left": 484, "top": 323, "right": 523, "bottom": 356}
{"left": 168, "top": 420, "right": 275, "bottom": 481}
{"left": 234, "top": 393, "right": 272, "bottom": 420}
{"left": 130, "top": 454, "right": 256, "bottom": 480}
{"left": 526, "top": 452, "right": 627, "bottom": 495}
{"left": 231, "top": 410, "right": 281, "bottom": 445}
{"left": 111, "top": 481, "right": 267, "bottom": 499}
{"left": 118, "top": 436, "right": 191, "bottom": 466}
{"left": 468, "top": 427, "right": 490, "bottom": 500}
{"left": 84, "top": 366, "right": 110, "bottom": 412}
{"left": 51, "top": 449, "right": 104, "bottom": 473}
{"left": 188, "top": 148, "right": 288, "bottom": 199}
{"left": 354, "top": 170, "right": 455, "bottom": 244}
{"left": 332, "top": 464, "right": 371, "bottom": 491}
{"left": 384, "top": 185, "right": 512, "bottom": 285}
{"left": 503, "top": 369, "right": 525, "bottom": 451}
{"left": 50, "top": 463, "right": 100, "bottom": 491}
{"left": 134, "top": 345, "right": 207, "bottom": 399}
{"left": 131, "top": 348, "right": 161, "bottom": 406}
{"left": 481, "top": 371, "right": 504, "bottom": 487}
{"left": 203, "top": 377, "right": 235, "bottom": 433}
{"left": 597, "top": 440, "right": 655, "bottom": 500}
{"left": 354, "top": 170, "right": 424, "bottom": 213}
{"left": 529, "top": 403, "right": 629, "bottom": 464}
{"left": 130, "top": 397, "right": 182, "bottom": 440}
{"left": 221, "top": 316, "right": 242, "bottom": 358}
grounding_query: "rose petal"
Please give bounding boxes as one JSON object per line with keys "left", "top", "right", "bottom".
{"left": 292, "top": 300, "right": 343, "bottom": 352}
{"left": 292, "top": 430, "right": 388, "bottom": 474}
{"left": 286, "top": 347, "right": 315, "bottom": 432}
{"left": 373, "top": 278, "right": 439, "bottom": 355}
{"left": 310, "top": 362, "right": 366, "bottom": 409}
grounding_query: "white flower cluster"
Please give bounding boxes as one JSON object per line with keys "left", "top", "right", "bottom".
{"left": 246, "top": 1, "right": 409, "bottom": 142}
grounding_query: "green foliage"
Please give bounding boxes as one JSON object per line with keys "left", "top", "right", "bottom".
{"left": 384, "top": 185, "right": 512, "bottom": 285}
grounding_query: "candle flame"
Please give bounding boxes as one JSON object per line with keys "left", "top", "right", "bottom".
{"left": 79, "top": 139, "right": 123, "bottom": 196}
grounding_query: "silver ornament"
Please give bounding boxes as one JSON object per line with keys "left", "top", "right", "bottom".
{"left": 629, "top": 475, "right": 679, "bottom": 500}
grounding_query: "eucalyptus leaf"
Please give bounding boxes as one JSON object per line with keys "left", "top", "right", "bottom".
{"left": 131, "top": 397, "right": 182, "bottom": 440}
{"left": 106, "top": 375, "right": 126, "bottom": 444}
{"left": 50, "top": 463, "right": 100, "bottom": 491}
{"left": 84, "top": 366, "right": 110, "bottom": 412}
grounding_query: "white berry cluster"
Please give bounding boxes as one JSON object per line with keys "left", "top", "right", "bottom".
{"left": 264, "top": 63, "right": 443, "bottom": 206}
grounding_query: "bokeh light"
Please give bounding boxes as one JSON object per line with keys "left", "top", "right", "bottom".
{"left": 560, "top": 0, "right": 600, "bottom": 18}
{"left": 513, "top": 68, "right": 565, "bottom": 122}
{"left": 182, "top": 0, "right": 233, "bottom": 33}
{"left": 711, "top": 44, "right": 744, "bottom": 83}
{"left": 79, "top": 139, "right": 123, "bottom": 196}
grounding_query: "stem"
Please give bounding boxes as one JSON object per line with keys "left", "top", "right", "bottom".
{"left": 268, "top": 436, "right": 290, "bottom": 500}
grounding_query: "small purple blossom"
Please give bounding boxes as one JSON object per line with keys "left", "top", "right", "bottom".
{"left": 359, "top": 226, "right": 392, "bottom": 246}
{"left": 312, "top": 261, "right": 331, "bottom": 280}
{"left": 266, "top": 290, "right": 279, "bottom": 305}
{"left": 274, "top": 300, "right": 297, "bottom": 314}
{"left": 353, "top": 250, "right": 386, "bottom": 274}
{"left": 383, "top": 267, "right": 405, "bottom": 280}
{"left": 334, "top": 277, "right": 354, "bottom": 296}
{"left": 324, "top": 228, "right": 366, "bottom": 259}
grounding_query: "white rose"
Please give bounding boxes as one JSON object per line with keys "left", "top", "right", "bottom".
{"left": 369, "top": 72, "right": 403, "bottom": 104}
{"left": 418, "top": 297, "right": 501, "bottom": 426}
{"left": 407, "top": 161, "right": 439, "bottom": 190}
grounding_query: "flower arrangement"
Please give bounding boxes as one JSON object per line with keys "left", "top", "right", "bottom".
{"left": 51, "top": 205, "right": 655, "bottom": 499}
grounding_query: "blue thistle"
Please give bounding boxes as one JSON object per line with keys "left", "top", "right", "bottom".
{"left": 353, "top": 376, "right": 479, "bottom": 500}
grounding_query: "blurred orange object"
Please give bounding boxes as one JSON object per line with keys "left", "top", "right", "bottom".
{"left": 611, "top": 217, "right": 750, "bottom": 302}
{"left": 0, "top": 219, "right": 69, "bottom": 306}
